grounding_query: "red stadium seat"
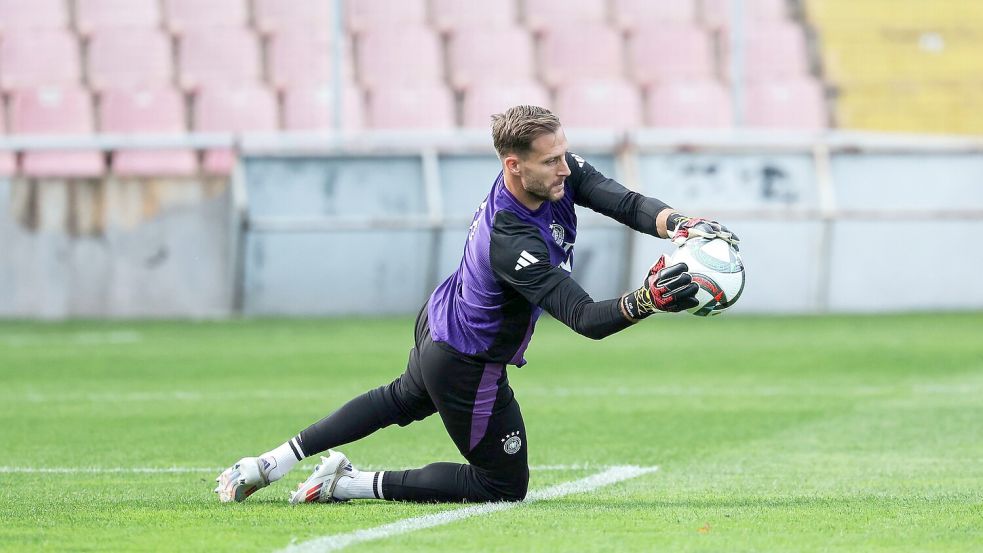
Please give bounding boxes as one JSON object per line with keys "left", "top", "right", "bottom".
{"left": 268, "top": 31, "right": 352, "bottom": 89}
{"left": 76, "top": 0, "right": 160, "bottom": 34}
{"left": 722, "top": 22, "right": 810, "bottom": 81}
{"left": 0, "top": 30, "right": 80, "bottom": 91}
{"left": 555, "top": 80, "right": 642, "bottom": 130}
{"left": 524, "top": 0, "right": 608, "bottom": 32}
{"left": 745, "top": 79, "right": 827, "bottom": 129}
{"left": 87, "top": 30, "right": 173, "bottom": 92}
{"left": 0, "top": 151, "right": 14, "bottom": 176}
{"left": 447, "top": 28, "right": 535, "bottom": 91}
{"left": 540, "top": 25, "right": 624, "bottom": 87}
{"left": 100, "top": 88, "right": 197, "bottom": 177}
{"left": 646, "top": 81, "right": 733, "bottom": 128}
{"left": 9, "top": 87, "right": 104, "bottom": 177}
{"left": 461, "top": 83, "right": 552, "bottom": 128}
{"left": 164, "top": 0, "right": 247, "bottom": 33}
{"left": 431, "top": 0, "right": 517, "bottom": 32}
{"left": 194, "top": 87, "right": 278, "bottom": 174}
{"left": 613, "top": 0, "right": 697, "bottom": 30}
{"left": 254, "top": 0, "right": 334, "bottom": 34}
{"left": 628, "top": 25, "right": 715, "bottom": 86}
{"left": 368, "top": 85, "right": 455, "bottom": 130}
{"left": 0, "top": 0, "right": 68, "bottom": 31}
{"left": 702, "top": 0, "right": 788, "bottom": 28}
{"left": 178, "top": 28, "right": 261, "bottom": 91}
{"left": 347, "top": 0, "right": 427, "bottom": 34}
{"left": 356, "top": 27, "right": 442, "bottom": 89}
{"left": 283, "top": 86, "right": 365, "bottom": 131}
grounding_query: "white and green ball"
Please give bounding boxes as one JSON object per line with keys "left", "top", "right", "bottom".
{"left": 668, "top": 237, "right": 745, "bottom": 317}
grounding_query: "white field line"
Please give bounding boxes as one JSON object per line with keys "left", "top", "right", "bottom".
{"left": 0, "top": 464, "right": 615, "bottom": 475}
{"left": 8, "top": 383, "right": 981, "bottom": 404}
{"left": 276, "top": 465, "right": 659, "bottom": 553}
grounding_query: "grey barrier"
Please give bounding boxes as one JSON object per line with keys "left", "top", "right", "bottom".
{"left": 1, "top": 130, "right": 981, "bottom": 317}
{"left": 236, "top": 130, "right": 983, "bottom": 316}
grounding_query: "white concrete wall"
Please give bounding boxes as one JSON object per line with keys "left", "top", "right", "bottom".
{"left": 0, "top": 177, "right": 233, "bottom": 318}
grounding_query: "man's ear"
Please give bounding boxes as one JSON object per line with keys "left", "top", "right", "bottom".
{"left": 504, "top": 155, "right": 521, "bottom": 176}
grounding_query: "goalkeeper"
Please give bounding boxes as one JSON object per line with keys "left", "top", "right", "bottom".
{"left": 215, "top": 105, "right": 738, "bottom": 504}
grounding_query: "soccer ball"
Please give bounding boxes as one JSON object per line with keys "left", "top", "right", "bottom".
{"left": 668, "top": 237, "right": 745, "bottom": 317}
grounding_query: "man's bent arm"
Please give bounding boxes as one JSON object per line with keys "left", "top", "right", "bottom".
{"left": 566, "top": 152, "right": 676, "bottom": 239}
{"left": 538, "top": 276, "right": 634, "bottom": 340}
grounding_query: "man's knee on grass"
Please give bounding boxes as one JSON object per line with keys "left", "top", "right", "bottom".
{"left": 475, "top": 464, "right": 529, "bottom": 502}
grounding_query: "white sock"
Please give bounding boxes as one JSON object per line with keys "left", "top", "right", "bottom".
{"left": 333, "top": 468, "right": 385, "bottom": 500}
{"left": 259, "top": 435, "right": 305, "bottom": 483}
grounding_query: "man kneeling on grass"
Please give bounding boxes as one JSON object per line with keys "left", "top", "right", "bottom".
{"left": 215, "top": 105, "right": 737, "bottom": 504}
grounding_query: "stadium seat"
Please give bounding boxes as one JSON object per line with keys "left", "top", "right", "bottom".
{"left": 76, "top": 0, "right": 160, "bottom": 34}
{"left": 524, "top": 0, "right": 608, "bottom": 32}
{"left": 461, "top": 83, "right": 552, "bottom": 128}
{"left": 178, "top": 28, "right": 261, "bottom": 91}
{"left": 0, "top": 151, "right": 14, "bottom": 175}
{"left": 628, "top": 25, "right": 715, "bottom": 86}
{"left": 194, "top": 87, "right": 278, "bottom": 174}
{"left": 9, "top": 87, "right": 104, "bottom": 177}
{"left": 539, "top": 25, "right": 625, "bottom": 87}
{"left": 555, "top": 80, "right": 642, "bottom": 130}
{"left": 806, "top": 0, "right": 983, "bottom": 28}
{"left": 268, "top": 31, "right": 352, "bottom": 89}
{"left": 431, "top": 0, "right": 517, "bottom": 32}
{"left": 0, "top": 30, "right": 81, "bottom": 91}
{"left": 447, "top": 28, "right": 535, "bottom": 91}
{"left": 253, "top": 0, "right": 334, "bottom": 34}
{"left": 722, "top": 22, "right": 810, "bottom": 81}
{"left": 100, "top": 88, "right": 197, "bottom": 177}
{"left": 744, "top": 79, "right": 827, "bottom": 129}
{"left": 283, "top": 86, "right": 365, "bottom": 131}
{"left": 612, "top": 0, "right": 697, "bottom": 30}
{"left": 164, "top": 0, "right": 247, "bottom": 33}
{"left": 646, "top": 81, "right": 733, "bottom": 128}
{"left": 356, "top": 27, "right": 442, "bottom": 89}
{"left": 87, "top": 30, "right": 173, "bottom": 92}
{"left": 346, "top": 0, "right": 427, "bottom": 34}
{"left": 0, "top": 0, "right": 68, "bottom": 31}
{"left": 367, "top": 85, "right": 455, "bottom": 130}
{"left": 702, "top": 0, "right": 788, "bottom": 28}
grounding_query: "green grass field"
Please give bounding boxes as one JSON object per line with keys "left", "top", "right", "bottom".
{"left": 1, "top": 313, "right": 981, "bottom": 552}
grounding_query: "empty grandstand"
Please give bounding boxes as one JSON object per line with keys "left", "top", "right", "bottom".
{"left": 0, "top": 0, "right": 836, "bottom": 178}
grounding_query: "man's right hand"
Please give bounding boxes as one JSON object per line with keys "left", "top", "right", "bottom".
{"left": 621, "top": 255, "right": 699, "bottom": 320}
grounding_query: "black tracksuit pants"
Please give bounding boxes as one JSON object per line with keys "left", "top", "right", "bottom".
{"left": 297, "top": 304, "right": 529, "bottom": 502}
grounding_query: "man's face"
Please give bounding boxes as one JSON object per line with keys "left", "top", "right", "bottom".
{"left": 514, "top": 129, "right": 571, "bottom": 203}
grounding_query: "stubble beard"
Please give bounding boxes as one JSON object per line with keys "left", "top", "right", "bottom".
{"left": 525, "top": 177, "right": 564, "bottom": 203}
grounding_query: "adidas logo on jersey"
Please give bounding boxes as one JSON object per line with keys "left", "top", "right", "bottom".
{"left": 514, "top": 250, "right": 539, "bottom": 271}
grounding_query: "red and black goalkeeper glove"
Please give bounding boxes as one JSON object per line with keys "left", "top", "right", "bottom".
{"left": 668, "top": 214, "right": 740, "bottom": 250}
{"left": 621, "top": 256, "right": 700, "bottom": 320}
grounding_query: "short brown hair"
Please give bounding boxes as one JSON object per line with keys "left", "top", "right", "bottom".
{"left": 490, "top": 105, "right": 561, "bottom": 158}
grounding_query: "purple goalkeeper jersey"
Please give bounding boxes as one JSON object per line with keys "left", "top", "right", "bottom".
{"left": 428, "top": 157, "right": 580, "bottom": 367}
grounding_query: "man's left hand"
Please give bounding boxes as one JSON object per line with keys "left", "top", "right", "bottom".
{"left": 670, "top": 216, "right": 740, "bottom": 250}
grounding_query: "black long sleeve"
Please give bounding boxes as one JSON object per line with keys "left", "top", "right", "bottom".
{"left": 538, "top": 276, "right": 634, "bottom": 340}
{"left": 565, "top": 152, "right": 670, "bottom": 237}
